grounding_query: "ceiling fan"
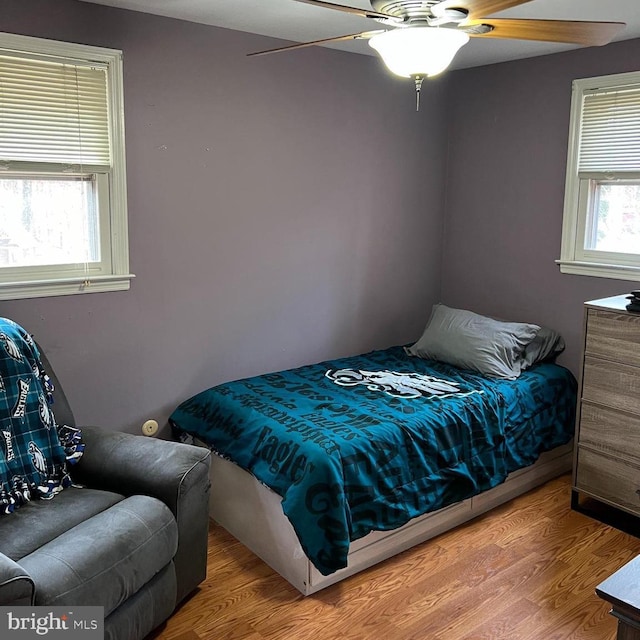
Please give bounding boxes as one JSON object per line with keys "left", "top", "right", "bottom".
{"left": 248, "top": 0, "right": 625, "bottom": 108}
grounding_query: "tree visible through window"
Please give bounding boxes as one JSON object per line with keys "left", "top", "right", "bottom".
{"left": 590, "top": 183, "right": 640, "bottom": 254}
{"left": 0, "top": 177, "right": 99, "bottom": 268}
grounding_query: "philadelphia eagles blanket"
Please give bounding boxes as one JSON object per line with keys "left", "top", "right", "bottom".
{"left": 170, "top": 346, "right": 576, "bottom": 575}
{"left": 0, "top": 318, "right": 84, "bottom": 515}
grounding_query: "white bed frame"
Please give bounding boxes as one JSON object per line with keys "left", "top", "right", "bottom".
{"left": 199, "top": 438, "right": 573, "bottom": 595}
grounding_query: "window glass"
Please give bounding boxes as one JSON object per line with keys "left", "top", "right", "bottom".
{"left": 0, "top": 175, "right": 99, "bottom": 268}
{"left": 588, "top": 182, "right": 640, "bottom": 254}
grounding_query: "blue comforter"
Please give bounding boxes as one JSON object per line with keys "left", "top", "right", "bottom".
{"left": 170, "top": 347, "right": 576, "bottom": 575}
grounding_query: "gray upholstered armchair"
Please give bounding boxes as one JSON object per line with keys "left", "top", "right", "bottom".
{"left": 0, "top": 339, "right": 211, "bottom": 640}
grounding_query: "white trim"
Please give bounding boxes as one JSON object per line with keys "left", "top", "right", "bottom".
{"left": 556, "top": 259, "right": 640, "bottom": 281}
{"left": 0, "top": 32, "right": 123, "bottom": 64}
{"left": 576, "top": 69, "right": 640, "bottom": 93}
{"left": 0, "top": 273, "right": 135, "bottom": 301}
{"left": 559, "top": 80, "right": 583, "bottom": 265}
{"left": 105, "top": 48, "right": 131, "bottom": 280}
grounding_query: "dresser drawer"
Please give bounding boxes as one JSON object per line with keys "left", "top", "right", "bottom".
{"left": 579, "top": 402, "right": 640, "bottom": 463}
{"left": 575, "top": 448, "right": 640, "bottom": 516}
{"left": 585, "top": 309, "right": 640, "bottom": 367}
{"left": 582, "top": 355, "right": 640, "bottom": 416}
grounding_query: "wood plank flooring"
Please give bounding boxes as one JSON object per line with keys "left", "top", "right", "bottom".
{"left": 149, "top": 475, "right": 640, "bottom": 640}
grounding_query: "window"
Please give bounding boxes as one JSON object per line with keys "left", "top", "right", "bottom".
{"left": 0, "top": 33, "right": 133, "bottom": 300}
{"left": 558, "top": 71, "right": 640, "bottom": 281}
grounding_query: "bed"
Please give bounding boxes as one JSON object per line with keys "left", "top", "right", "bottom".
{"left": 170, "top": 306, "right": 577, "bottom": 594}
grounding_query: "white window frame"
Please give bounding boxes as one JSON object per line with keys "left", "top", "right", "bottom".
{"left": 0, "top": 33, "right": 134, "bottom": 300}
{"left": 558, "top": 71, "right": 640, "bottom": 282}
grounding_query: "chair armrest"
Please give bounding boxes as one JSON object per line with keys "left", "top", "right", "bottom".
{"left": 72, "top": 426, "right": 211, "bottom": 603}
{"left": 0, "top": 553, "right": 34, "bottom": 606}
{"left": 71, "top": 426, "right": 211, "bottom": 512}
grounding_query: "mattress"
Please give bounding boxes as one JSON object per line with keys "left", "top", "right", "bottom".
{"left": 170, "top": 346, "right": 577, "bottom": 576}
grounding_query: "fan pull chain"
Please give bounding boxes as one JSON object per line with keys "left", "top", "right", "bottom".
{"left": 414, "top": 75, "right": 424, "bottom": 112}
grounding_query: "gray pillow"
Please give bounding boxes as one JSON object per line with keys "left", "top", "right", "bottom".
{"left": 406, "top": 304, "right": 540, "bottom": 379}
{"left": 522, "top": 326, "right": 565, "bottom": 369}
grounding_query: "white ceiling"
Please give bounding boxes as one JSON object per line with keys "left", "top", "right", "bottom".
{"left": 76, "top": 0, "right": 640, "bottom": 70}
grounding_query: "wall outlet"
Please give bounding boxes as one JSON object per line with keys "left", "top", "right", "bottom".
{"left": 141, "top": 419, "right": 159, "bottom": 437}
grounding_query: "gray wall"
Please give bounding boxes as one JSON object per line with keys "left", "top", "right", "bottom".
{"left": 441, "top": 37, "right": 640, "bottom": 377}
{"left": 0, "top": 0, "right": 449, "bottom": 434}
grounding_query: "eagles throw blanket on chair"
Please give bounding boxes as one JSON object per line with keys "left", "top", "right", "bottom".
{"left": 0, "top": 318, "right": 84, "bottom": 515}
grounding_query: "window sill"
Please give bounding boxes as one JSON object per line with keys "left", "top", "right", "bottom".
{"left": 556, "top": 260, "right": 640, "bottom": 282}
{"left": 0, "top": 274, "right": 136, "bottom": 301}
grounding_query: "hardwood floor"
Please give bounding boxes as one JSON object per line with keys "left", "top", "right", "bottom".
{"left": 150, "top": 475, "right": 640, "bottom": 640}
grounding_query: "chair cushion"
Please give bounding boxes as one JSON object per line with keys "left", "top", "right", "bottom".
{"left": 20, "top": 495, "right": 178, "bottom": 616}
{"left": 0, "top": 486, "right": 124, "bottom": 561}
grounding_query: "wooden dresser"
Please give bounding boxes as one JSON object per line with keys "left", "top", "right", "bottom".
{"left": 572, "top": 294, "right": 640, "bottom": 518}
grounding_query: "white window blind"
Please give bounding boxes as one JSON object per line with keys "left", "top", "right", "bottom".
{"left": 578, "top": 86, "right": 640, "bottom": 173}
{"left": 0, "top": 53, "right": 111, "bottom": 169}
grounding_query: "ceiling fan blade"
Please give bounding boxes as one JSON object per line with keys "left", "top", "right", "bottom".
{"left": 465, "top": 18, "right": 625, "bottom": 46}
{"left": 247, "top": 30, "right": 384, "bottom": 57}
{"left": 292, "top": 0, "right": 401, "bottom": 21}
{"left": 433, "top": 0, "right": 535, "bottom": 20}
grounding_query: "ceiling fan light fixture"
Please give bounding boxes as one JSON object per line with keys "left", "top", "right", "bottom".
{"left": 368, "top": 27, "right": 469, "bottom": 78}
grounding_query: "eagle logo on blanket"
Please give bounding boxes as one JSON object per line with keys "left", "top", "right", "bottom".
{"left": 0, "top": 332, "right": 23, "bottom": 362}
{"left": 325, "top": 369, "right": 481, "bottom": 400}
{"left": 28, "top": 441, "right": 48, "bottom": 476}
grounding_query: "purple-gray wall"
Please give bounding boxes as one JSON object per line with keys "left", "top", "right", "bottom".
{"left": 0, "top": 0, "right": 448, "bottom": 434}
{"left": 441, "top": 38, "right": 640, "bottom": 377}
{"left": 4, "top": 0, "right": 639, "bottom": 435}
